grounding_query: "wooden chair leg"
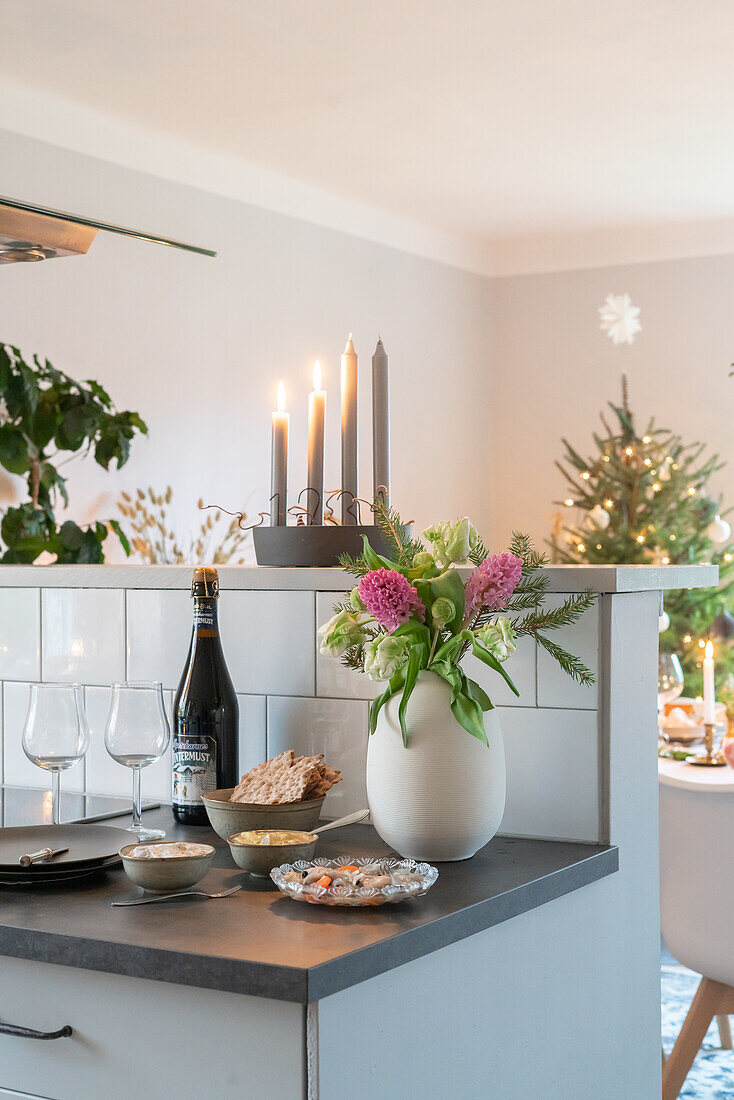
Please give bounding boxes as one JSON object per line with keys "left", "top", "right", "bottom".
{"left": 663, "top": 978, "right": 734, "bottom": 1100}
{"left": 717, "top": 1014, "right": 733, "bottom": 1049}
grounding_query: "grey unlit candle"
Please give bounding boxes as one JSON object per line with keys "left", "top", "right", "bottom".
{"left": 270, "top": 381, "right": 288, "bottom": 526}
{"left": 340, "top": 334, "right": 358, "bottom": 525}
{"left": 372, "top": 337, "right": 390, "bottom": 506}
{"left": 307, "top": 361, "right": 325, "bottom": 524}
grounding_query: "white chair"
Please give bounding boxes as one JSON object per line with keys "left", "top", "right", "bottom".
{"left": 659, "top": 761, "right": 734, "bottom": 1098}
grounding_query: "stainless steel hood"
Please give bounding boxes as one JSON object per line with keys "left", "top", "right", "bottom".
{"left": 0, "top": 196, "right": 216, "bottom": 264}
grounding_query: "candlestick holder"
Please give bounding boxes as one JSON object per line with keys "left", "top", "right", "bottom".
{"left": 232, "top": 490, "right": 407, "bottom": 568}
{"left": 686, "top": 722, "right": 726, "bottom": 766}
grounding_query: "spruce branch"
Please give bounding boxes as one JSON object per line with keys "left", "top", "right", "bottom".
{"left": 535, "top": 634, "right": 595, "bottom": 686}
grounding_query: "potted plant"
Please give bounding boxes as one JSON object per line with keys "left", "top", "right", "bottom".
{"left": 0, "top": 343, "right": 147, "bottom": 562}
{"left": 319, "top": 507, "right": 595, "bottom": 860}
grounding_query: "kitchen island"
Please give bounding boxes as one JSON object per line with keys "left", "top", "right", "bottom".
{"left": 0, "top": 811, "right": 617, "bottom": 1099}
{"left": 0, "top": 562, "right": 717, "bottom": 1098}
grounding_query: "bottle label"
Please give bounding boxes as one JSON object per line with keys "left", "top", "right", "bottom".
{"left": 172, "top": 734, "right": 217, "bottom": 807}
{"left": 193, "top": 598, "right": 217, "bottom": 630}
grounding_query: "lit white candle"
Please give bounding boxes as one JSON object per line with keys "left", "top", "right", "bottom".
{"left": 703, "top": 640, "right": 716, "bottom": 725}
{"left": 340, "top": 334, "right": 358, "bottom": 525}
{"left": 270, "top": 381, "right": 288, "bottom": 526}
{"left": 307, "top": 361, "right": 325, "bottom": 525}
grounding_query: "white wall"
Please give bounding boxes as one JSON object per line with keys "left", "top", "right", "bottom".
{"left": 489, "top": 254, "right": 734, "bottom": 548}
{"left": 0, "top": 128, "right": 492, "bottom": 559}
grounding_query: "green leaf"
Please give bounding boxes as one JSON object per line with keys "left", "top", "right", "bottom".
{"left": 471, "top": 639, "right": 520, "bottom": 696}
{"left": 109, "top": 518, "right": 131, "bottom": 556}
{"left": 368, "top": 664, "right": 407, "bottom": 735}
{"left": 464, "top": 676, "right": 493, "bottom": 712}
{"left": 58, "top": 520, "right": 84, "bottom": 551}
{"left": 0, "top": 425, "right": 29, "bottom": 474}
{"left": 415, "top": 568, "right": 465, "bottom": 632}
{"left": 450, "top": 688, "right": 489, "bottom": 745}
{"left": 397, "top": 644, "right": 426, "bottom": 747}
{"left": 360, "top": 534, "right": 397, "bottom": 572}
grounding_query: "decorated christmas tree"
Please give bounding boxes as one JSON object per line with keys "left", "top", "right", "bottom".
{"left": 550, "top": 377, "right": 734, "bottom": 708}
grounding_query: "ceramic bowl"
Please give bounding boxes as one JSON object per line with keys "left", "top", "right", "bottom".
{"left": 119, "top": 842, "right": 215, "bottom": 893}
{"left": 227, "top": 831, "right": 318, "bottom": 878}
{"left": 202, "top": 788, "right": 325, "bottom": 840}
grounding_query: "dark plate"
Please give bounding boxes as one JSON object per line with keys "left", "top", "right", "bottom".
{"left": 0, "top": 824, "right": 133, "bottom": 870}
{"left": 0, "top": 855, "right": 121, "bottom": 887}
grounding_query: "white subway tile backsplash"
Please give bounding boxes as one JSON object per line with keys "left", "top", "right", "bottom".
{"left": 536, "top": 595, "right": 599, "bottom": 709}
{"left": 267, "top": 696, "right": 369, "bottom": 819}
{"left": 84, "top": 685, "right": 173, "bottom": 801}
{"left": 3, "top": 681, "right": 84, "bottom": 792}
{"left": 127, "top": 589, "right": 191, "bottom": 690}
{"left": 0, "top": 588, "right": 40, "bottom": 682}
{"left": 219, "top": 590, "right": 315, "bottom": 696}
{"left": 499, "top": 706, "right": 599, "bottom": 842}
{"left": 464, "top": 634, "right": 537, "bottom": 708}
{"left": 42, "top": 589, "right": 125, "bottom": 686}
{"left": 237, "top": 694, "right": 267, "bottom": 776}
{"left": 315, "top": 593, "right": 382, "bottom": 701}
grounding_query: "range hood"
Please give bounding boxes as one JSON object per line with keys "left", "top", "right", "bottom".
{"left": 0, "top": 196, "right": 216, "bottom": 264}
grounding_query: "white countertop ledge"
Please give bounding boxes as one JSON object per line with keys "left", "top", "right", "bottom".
{"left": 0, "top": 562, "right": 717, "bottom": 592}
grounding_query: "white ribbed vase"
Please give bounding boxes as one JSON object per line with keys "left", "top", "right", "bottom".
{"left": 366, "top": 671, "right": 506, "bottom": 862}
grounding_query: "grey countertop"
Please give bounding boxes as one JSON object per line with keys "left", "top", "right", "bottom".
{"left": 0, "top": 561, "right": 716, "bottom": 593}
{"left": 0, "top": 809, "right": 617, "bottom": 1003}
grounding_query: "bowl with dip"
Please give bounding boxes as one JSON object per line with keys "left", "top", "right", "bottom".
{"left": 119, "top": 841, "right": 215, "bottom": 892}
{"left": 202, "top": 789, "right": 326, "bottom": 840}
{"left": 227, "top": 809, "right": 370, "bottom": 878}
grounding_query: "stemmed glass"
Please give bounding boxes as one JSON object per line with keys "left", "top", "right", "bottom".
{"left": 22, "top": 683, "right": 90, "bottom": 825}
{"left": 104, "top": 682, "right": 170, "bottom": 841}
{"left": 658, "top": 653, "right": 685, "bottom": 712}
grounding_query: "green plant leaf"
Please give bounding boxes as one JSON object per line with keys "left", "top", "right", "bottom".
{"left": 361, "top": 534, "right": 397, "bottom": 572}
{"left": 0, "top": 426, "right": 29, "bottom": 474}
{"left": 415, "top": 567, "right": 465, "bottom": 632}
{"left": 397, "top": 643, "right": 426, "bottom": 747}
{"left": 464, "top": 676, "right": 493, "bottom": 712}
{"left": 109, "top": 518, "right": 131, "bottom": 556}
{"left": 450, "top": 688, "right": 489, "bottom": 745}
{"left": 471, "top": 639, "right": 521, "bottom": 697}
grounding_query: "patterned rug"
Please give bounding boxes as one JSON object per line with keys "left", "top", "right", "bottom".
{"left": 662, "top": 949, "right": 734, "bottom": 1097}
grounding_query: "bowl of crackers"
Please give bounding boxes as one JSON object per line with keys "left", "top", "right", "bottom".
{"left": 202, "top": 751, "right": 341, "bottom": 840}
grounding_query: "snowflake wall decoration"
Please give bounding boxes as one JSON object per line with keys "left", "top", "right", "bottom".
{"left": 598, "top": 292, "right": 641, "bottom": 346}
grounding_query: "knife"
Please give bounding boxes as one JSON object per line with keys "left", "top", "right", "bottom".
{"left": 18, "top": 846, "right": 69, "bottom": 868}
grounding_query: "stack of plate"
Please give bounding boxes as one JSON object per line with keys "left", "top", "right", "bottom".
{"left": 0, "top": 824, "right": 131, "bottom": 886}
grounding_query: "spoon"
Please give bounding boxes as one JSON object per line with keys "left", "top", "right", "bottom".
{"left": 311, "top": 808, "right": 369, "bottom": 835}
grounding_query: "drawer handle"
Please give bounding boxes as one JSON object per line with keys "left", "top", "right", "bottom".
{"left": 0, "top": 1021, "right": 72, "bottom": 1040}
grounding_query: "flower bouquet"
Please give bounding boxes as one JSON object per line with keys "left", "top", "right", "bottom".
{"left": 319, "top": 507, "right": 595, "bottom": 746}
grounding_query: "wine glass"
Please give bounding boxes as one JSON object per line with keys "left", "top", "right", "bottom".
{"left": 658, "top": 652, "right": 684, "bottom": 715}
{"left": 104, "top": 682, "right": 170, "bottom": 841}
{"left": 22, "top": 683, "right": 90, "bottom": 826}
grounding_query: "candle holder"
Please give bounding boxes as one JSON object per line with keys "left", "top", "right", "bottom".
{"left": 686, "top": 722, "right": 726, "bottom": 766}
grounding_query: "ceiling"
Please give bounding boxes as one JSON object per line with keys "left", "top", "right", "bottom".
{"left": 3, "top": 0, "right": 734, "bottom": 275}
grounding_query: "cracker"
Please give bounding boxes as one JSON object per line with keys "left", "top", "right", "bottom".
{"left": 230, "top": 751, "right": 340, "bottom": 805}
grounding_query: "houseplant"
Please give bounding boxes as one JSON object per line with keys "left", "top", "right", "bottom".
{"left": 319, "top": 506, "right": 595, "bottom": 860}
{"left": 0, "top": 343, "right": 147, "bottom": 563}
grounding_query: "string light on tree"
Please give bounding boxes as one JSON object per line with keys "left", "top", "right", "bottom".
{"left": 551, "top": 376, "right": 734, "bottom": 713}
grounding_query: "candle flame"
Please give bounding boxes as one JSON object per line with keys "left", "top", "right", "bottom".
{"left": 277, "top": 380, "right": 286, "bottom": 413}
{"left": 313, "top": 360, "right": 322, "bottom": 391}
{"left": 706, "top": 640, "right": 714, "bottom": 660}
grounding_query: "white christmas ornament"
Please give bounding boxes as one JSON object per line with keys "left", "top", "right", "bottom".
{"left": 707, "top": 514, "right": 731, "bottom": 546}
{"left": 586, "top": 504, "right": 610, "bottom": 530}
{"left": 658, "top": 460, "right": 672, "bottom": 482}
{"left": 599, "top": 293, "right": 641, "bottom": 346}
{"left": 659, "top": 611, "right": 670, "bottom": 633}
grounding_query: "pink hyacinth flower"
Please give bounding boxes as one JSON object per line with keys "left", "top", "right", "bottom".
{"left": 464, "top": 552, "right": 523, "bottom": 617}
{"left": 358, "top": 569, "right": 425, "bottom": 634}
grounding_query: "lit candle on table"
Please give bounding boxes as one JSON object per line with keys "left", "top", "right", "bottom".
{"left": 372, "top": 336, "right": 390, "bottom": 507}
{"left": 307, "top": 361, "right": 325, "bottom": 524}
{"left": 703, "top": 640, "right": 716, "bottom": 725}
{"left": 341, "top": 334, "right": 358, "bottom": 525}
{"left": 270, "top": 381, "right": 289, "bottom": 526}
